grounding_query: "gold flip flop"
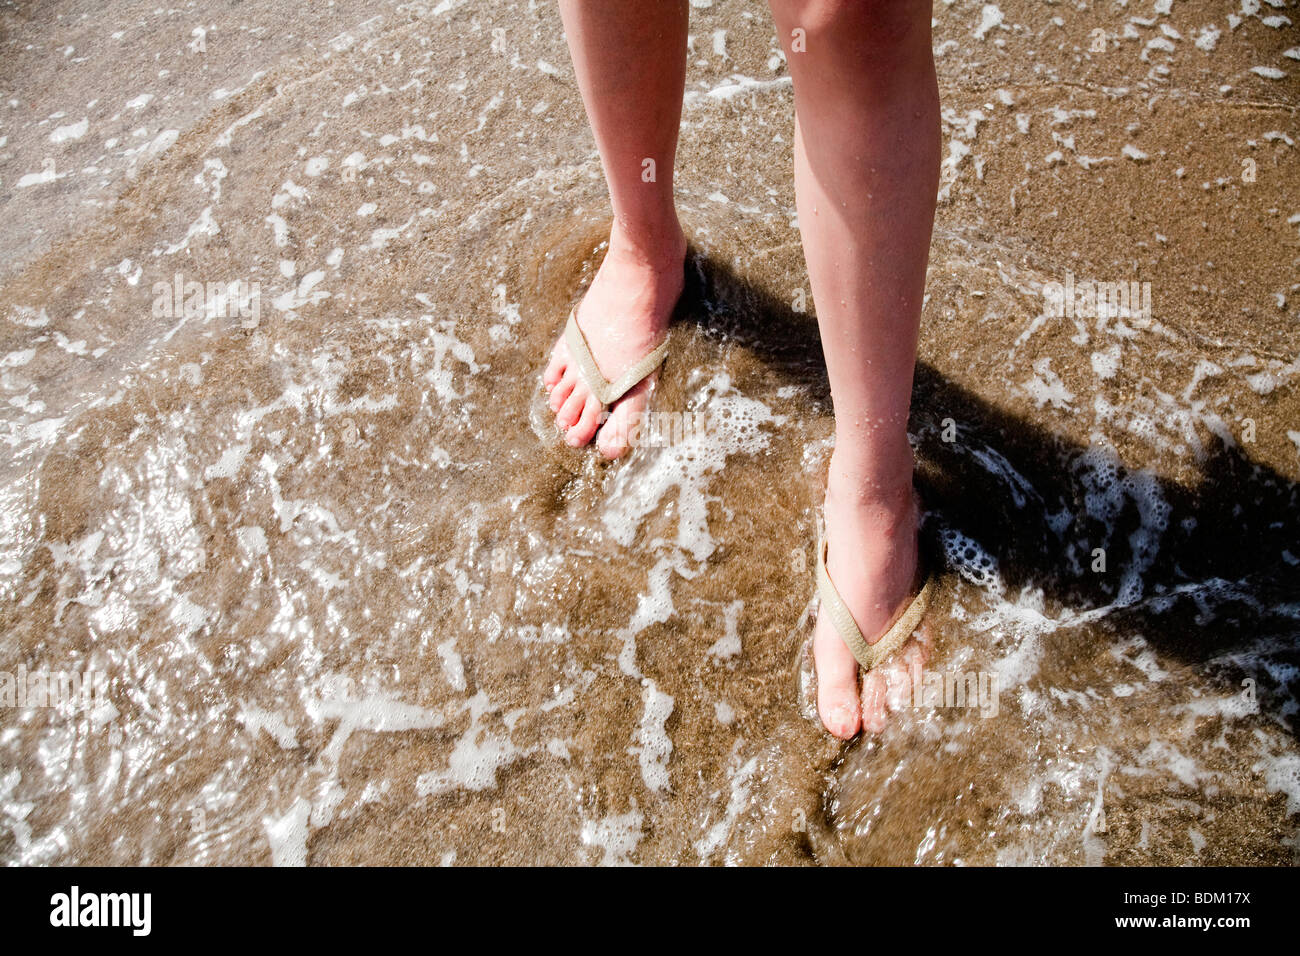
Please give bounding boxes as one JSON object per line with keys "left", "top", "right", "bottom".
{"left": 563, "top": 308, "right": 669, "bottom": 411}
{"left": 814, "top": 527, "right": 936, "bottom": 671}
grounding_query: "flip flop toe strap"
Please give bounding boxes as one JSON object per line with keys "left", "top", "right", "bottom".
{"left": 815, "top": 535, "right": 935, "bottom": 672}
{"left": 565, "top": 309, "right": 669, "bottom": 407}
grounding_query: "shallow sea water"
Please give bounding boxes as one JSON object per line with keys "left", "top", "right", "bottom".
{"left": 1, "top": 0, "right": 1298, "bottom": 864}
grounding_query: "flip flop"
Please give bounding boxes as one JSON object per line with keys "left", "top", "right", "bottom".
{"left": 563, "top": 308, "right": 669, "bottom": 410}
{"left": 814, "top": 526, "right": 936, "bottom": 672}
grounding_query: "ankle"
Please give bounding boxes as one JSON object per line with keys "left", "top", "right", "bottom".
{"left": 608, "top": 216, "right": 686, "bottom": 273}
{"left": 825, "top": 447, "right": 915, "bottom": 515}
{"left": 825, "top": 476, "right": 915, "bottom": 529}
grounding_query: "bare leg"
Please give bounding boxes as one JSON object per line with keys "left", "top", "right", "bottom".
{"left": 768, "top": 0, "right": 941, "bottom": 737}
{"left": 543, "top": 1, "right": 689, "bottom": 458}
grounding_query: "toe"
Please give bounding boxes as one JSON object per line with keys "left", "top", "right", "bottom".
{"left": 565, "top": 394, "right": 603, "bottom": 447}
{"left": 556, "top": 384, "right": 588, "bottom": 430}
{"left": 860, "top": 669, "right": 890, "bottom": 735}
{"left": 813, "top": 618, "right": 862, "bottom": 739}
{"left": 543, "top": 343, "right": 567, "bottom": 390}
{"left": 596, "top": 376, "right": 652, "bottom": 459}
{"left": 548, "top": 367, "right": 576, "bottom": 413}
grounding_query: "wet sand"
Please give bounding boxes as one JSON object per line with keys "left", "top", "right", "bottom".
{"left": 1, "top": 0, "right": 1298, "bottom": 865}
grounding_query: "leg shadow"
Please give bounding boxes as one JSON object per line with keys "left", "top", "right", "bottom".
{"left": 675, "top": 249, "right": 1300, "bottom": 733}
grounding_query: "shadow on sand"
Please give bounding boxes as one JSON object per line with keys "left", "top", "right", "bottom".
{"left": 674, "top": 249, "right": 1300, "bottom": 734}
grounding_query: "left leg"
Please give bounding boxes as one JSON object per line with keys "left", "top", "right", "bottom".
{"left": 768, "top": 0, "right": 941, "bottom": 737}
{"left": 543, "top": 0, "right": 690, "bottom": 458}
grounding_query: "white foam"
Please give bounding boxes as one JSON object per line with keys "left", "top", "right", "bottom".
{"left": 163, "top": 206, "right": 219, "bottom": 256}
{"left": 1021, "top": 357, "right": 1075, "bottom": 410}
{"left": 602, "top": 373, "right": 778, "bottom": 562}
{"left": 238, "top": 703, "right": 299, "bottom": 749}
{"left": 16, "top": 167, "right": 63, "bottom": 188}
{"left": 309, "top": 687, "right": 446, "bottom": 768}
{"left": 263, "top": 797, "right": 311, "bottom": 866}
{"left": 1090, "top": 344, "right": 1121, "bottom": 380}
{"left": 706, "top": 600, "right": 743, "bottom": 662}
{"left": 235, "top": 525, "right": 268, "bottom": 559}
{"left": 415, "top": 692, "right": 523, "bottom": 796}
{"left": 628, "top": 679, "right": 674, "bottom": 793}
{"left": 1194, "top": 24, "right": 1222, "bottom": 51}
{"left": 683, "top": 74, "right": 791, "bottom": 106}
{"left": 694, "top": 752, "right": 757, "bottom": 861}
{"left": 204, "top": 443, "right": 249, "bottom": 481}
{"left": 974, "top": 4, "right": 1004, "bottom": 40}
{"left": 580, "top": 806, "right": 644, "bottom": 866}
{"left": 49, "top": 118, "right": 88, "bottom": 143}
{"left": 1255, "top": 754, "right": 1300, "bottom": 815}
{"left": 436, "top": 638, "right": 467, "bottom": 691}
{"left": 271, "top": 270, "right": 329, "bottom": 313}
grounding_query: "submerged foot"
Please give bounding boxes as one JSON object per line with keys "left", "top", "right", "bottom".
{"left": 813, "top": 466, "right": 927, "bottom": 739}
{"left": 543, "top": 222, "right": 685, "bottom": 458}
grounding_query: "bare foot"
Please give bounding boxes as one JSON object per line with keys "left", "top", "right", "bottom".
{"left": 542, "top": 222, "right": 685, "bottom": 458}
{"left": 813, "top": 463, "right": 924, "bottom": 739}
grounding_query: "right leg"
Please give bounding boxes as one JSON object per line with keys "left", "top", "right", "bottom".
{"left": 768, "top": 0, "right": 941, "bottom": 738}
{"left": 544, "top": 0, "right": 689, "bottom": 458}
